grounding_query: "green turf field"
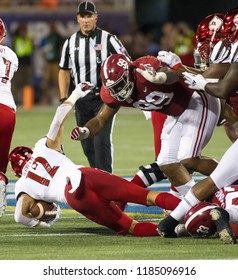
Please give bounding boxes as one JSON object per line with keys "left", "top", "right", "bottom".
{"left": 1, "top": 106, "right": 236, "bottom": 260}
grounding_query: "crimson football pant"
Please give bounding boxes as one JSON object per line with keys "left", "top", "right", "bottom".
{"left": 65, "top": 167, "right": 152, "bottom": 235}
{"left": 0, "top": 104, "right": 16, "bottom": 174}
{"left": 151, "top": 111, "right": 167, "bottom": 157}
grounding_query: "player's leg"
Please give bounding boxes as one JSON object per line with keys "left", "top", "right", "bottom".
{"left": 131, "top": 161, "right": 167, "bottom": 188}
{"left": 65, "top": 179, "right": 158, "bottom": 236}
{"left": 158, "top": 91, "right": 220, "bottom": 196}
{"left": 0, "top": 105, "right": 15, "bottom": 216}
{"left": 78, "top": 167, "right": 150, "bottom": 205}
{"left": 177, "top": 91, "right": 220, "bottom": 175}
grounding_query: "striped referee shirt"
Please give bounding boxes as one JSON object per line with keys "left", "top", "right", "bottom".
{"left": 59, "top": 27, "right": 130, "bottom": 89}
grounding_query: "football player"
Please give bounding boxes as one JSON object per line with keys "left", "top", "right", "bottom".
{"left": 183, "top": 194, "right": 238, "bottom": 239}
{"left": 9, "top": 82, "right": 181, "bottom": 236}
{"left": 71, "top": 53, "right": 221, "bottom": 199}
{"left": 0, "top": 19, "right": 19, "bottom": 217}
{"left": 158, "top": 7, "right": 238, "bottom": 244}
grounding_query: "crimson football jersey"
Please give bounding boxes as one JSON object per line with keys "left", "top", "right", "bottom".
{"left": 100, "top": 56, "right": 193, "bottom": 116}
{"left": 210, "top": 185, "right": 238, "bottom": 209}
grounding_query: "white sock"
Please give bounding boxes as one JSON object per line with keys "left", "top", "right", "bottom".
{"left": 175, "top": 178, "right": 195, "bottom": 196}
{"left": 171, "top": 189, "right": 201, "bottom": 222}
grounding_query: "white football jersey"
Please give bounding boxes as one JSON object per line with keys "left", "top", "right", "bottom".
{"left": 0, "top": 45, "right": 18, "bottom": 110}
{"left": 15, "top": 138, "right": 82, "bottom": 204}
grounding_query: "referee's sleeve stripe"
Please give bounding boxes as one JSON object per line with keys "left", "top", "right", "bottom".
{"left": 60, "top": 39, "right": 70, "bottom": 68}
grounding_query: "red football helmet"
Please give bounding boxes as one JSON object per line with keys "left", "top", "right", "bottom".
{"left": 0, "top": 18, "right": 6, "bottom": 43}
{"left": 222, "top": 7, "right": 238, "bottom": 43}
{"left": 196, "top": 13, "right": 224, "bottom": 61}
{"left": 184, "top": 202, "right": 218, "bottom": 237}
{"left": 9, "top": 146, "right": 33, "bottom": 177}
{"left": 101, "top": 54, "right": 134, "bottom": 101}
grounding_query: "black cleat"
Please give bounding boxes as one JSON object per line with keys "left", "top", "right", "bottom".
{"left": 210, "top": 207, "right": 237, "bottom": 244}
{"left": 157, "top": 215, "right": 179, "bottom": 238}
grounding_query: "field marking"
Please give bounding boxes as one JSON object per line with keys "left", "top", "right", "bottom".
{"left": 0, "top": 232, "right": 99, "bottom": 238}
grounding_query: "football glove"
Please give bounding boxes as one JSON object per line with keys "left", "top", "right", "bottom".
{"left": 71, "top": 126, "right": 90, "bottom": 141}
{"left": 157, "top": 51, "right": 182, "bottom": 70}
{"left": 183, "top": 72, "right": 208, "bottom": 91}
{"left": 136, "top": 67, "right": 167, "bottom": 84}
{"left": 72, "top": 82, "right": 95, "bottom": 99}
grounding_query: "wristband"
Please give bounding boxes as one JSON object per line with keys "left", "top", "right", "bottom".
{"left": 172, "top": 63, "right": 182, "bottom": 71}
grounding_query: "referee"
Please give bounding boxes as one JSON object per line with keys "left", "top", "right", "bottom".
{"left": 58, "top": 1, "right": 130, "bottom": 173}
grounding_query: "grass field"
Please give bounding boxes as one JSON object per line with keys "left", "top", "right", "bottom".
{"left": 1, "top": 105, "right": 236, "bottom": 261}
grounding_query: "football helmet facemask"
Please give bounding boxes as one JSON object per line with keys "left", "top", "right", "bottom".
{"left": 196, "top": 13, "right": 224, "bottom": 60}
{"left": 0, "top": 18, "right": 6, "bottom": 43}
{"left": 184, "top": 202, "right": 218, "bottom": 237}
{"left": 101, "top": 54, "right": 134, "bottom": 101}
{"left": 9, "top": 146, "right": 33, "bottom": 177}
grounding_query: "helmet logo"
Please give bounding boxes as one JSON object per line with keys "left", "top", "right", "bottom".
{"left": 197, "top": 225, "right": 210, "bottom": 234}
{"left": 117, "top": 58, "right": 128, "bottom": 69}
{"left": 209, "top": 16, "right": 223, "bottom": 31}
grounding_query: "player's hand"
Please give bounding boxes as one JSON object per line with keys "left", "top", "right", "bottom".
{"left": 157, "top": 51, "right": 182, "bottom": 70}
{"left": 35, "top": 221, "right": 51, "bottom": 228}
{"left": 72, "top": 82, "right": 95, "bottom": 99}
{"left": 183, "top": 72, "right": 208, "bottom": 91}
{"left": 71, "top": 126, "right": 90, "bottom": 141}
{"left": 136, "top": 66, "right": 167, "bottom": 84}
{"left": 46, "top": 204, "right": 61, "bottom": 226}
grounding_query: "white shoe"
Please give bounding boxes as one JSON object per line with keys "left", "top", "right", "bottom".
{"left": 0, "top": 179, "right": 7, "bottom": 217}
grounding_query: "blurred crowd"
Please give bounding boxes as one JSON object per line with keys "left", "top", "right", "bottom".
{"left": 120, "top": 21, "right": 195, "bottom": 64}
{"left": 0, "top": 0, "right": 103, "bottom": 8}
{"left": 4, "top": 15, "right": 195, "bottom": 106}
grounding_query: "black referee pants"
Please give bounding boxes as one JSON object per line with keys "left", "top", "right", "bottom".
{"left": 75, "top": 93, "right": 114, "bottom": 173}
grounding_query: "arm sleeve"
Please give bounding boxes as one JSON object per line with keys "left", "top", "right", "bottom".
{"left": 14, "top": 196, "right": 40, "bottom": 227}
{"left": 46, "top": 103, "right": 72, "bottom": 141}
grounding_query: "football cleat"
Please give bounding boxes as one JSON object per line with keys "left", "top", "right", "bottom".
{"left": 157, "top": 215, "right": 179, "bottom": 238}
{"left": 210, "top": 207, "right": 237, "bottom": 244}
